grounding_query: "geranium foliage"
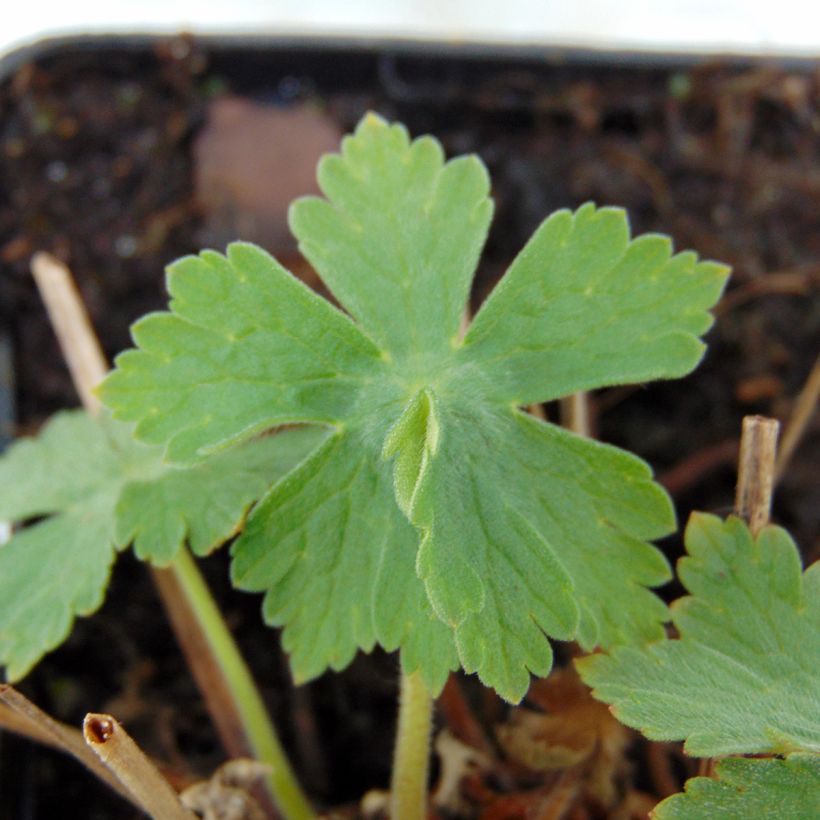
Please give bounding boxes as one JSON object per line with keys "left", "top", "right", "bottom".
{"left": 100, "top": 113, "right": 728, "bottom": 701}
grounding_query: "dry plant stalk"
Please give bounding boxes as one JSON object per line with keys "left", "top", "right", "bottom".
{"left": 775, "top": 353, "right": 820, "bottom": 479}
{"left": 735, "top": 415, "right": 780, "bottom": 535}
{"left": 84, "top": 713, "right": 196, "bottom": 820}
{"left": 30, "top": 252, "right": 107, "bottom": 414}
{"left": 560, "top": 392, "right": 591, "bottom": 437}
{"left": 0, "top": 685, "right": 136, "bottom": 806}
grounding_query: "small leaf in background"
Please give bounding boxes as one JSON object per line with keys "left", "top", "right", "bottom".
{"left": 577, "top": 514, "right": 820, "bottom": 757}
{"left": 0, "top": 411, "right": 320, "bottom": 680}
{"left": 578, "top": 514, "right": 820, "bottom": 820}
{"left": 653, "top": 754, "right": 820, "bottom": 819}
{"left": 100, "top": 113, "right": 728, "bottom": 701}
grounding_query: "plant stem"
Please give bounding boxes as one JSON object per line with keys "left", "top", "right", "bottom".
{"left": 390, "top": 670, "right": 434, "bottom": 820}
{"left": 157, "top": 550, "right": 315, "bottom": 820}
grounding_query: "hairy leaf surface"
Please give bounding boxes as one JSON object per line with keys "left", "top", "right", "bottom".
{"left": 653, "top": 754, "right": 820, "bottom": 819}
{"left": 578, "top": 514, "right": 820, "bottom": 756}
{"left": 0, "top": 411, "right": 320, "bottom": 680}
{"left": 101, "top": 113, "right": 727, "bottom": 700}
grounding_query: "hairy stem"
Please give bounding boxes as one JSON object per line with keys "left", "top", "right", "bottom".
{"left": 162, "top": 549, "right": 314, "bottom": 820}
{"left": 391, "top": 670, "right": 434, "bottom": 820}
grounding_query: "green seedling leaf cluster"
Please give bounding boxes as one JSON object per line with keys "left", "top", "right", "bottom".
{"left": 578, "top": 513, "right": 820, "bottom": 817}
{"left": 0, "top": 411, "right": 322, "bottom": 680}
{"left": 99, "top": 113, "right": 728, "bottom": 702}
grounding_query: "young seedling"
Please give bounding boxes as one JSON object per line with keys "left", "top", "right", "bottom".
{"left": 96, "top": 113, "right": 728, "bottom": 809}
{"left": 2, "top": 113, "right": 730, "bottom": 816}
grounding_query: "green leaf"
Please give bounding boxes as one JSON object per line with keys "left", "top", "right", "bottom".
{"left": 100, "top": 242, "right": 383, "bottom": 463}
{"left": 463, "top": 203, "right": 728, "bottom": 404}
{"left": 652, "top": 754, "right": 820, "bottom": 820}
{"left": 290, "top": 112, "right": 493, "bottom": 358}
{"left": 412, "top": 406, "right": 673, "bottom": 699}
{"left": 117, "top": 426, "right": 325, "bottom": 564}
{"left": 100, "top": 113, "right": 727, "bottom": 701}
{"left": 0, "top": 411, "right": 320, "bottom": 680}
{"left": 578, "top": 514, "right": 820, "bottom": 756}
{"left": 231, "top": 430, "right": 458, "bottom": 692}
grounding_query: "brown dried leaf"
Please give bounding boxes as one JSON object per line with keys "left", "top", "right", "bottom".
{"left": 433, "top": 729, "right": 493, "bottom": 815}
{"left": 180, "top": 759, "right": 271, "bottom": 820}
{"left": 497, "top": 666, "right": 631, "bottom": 808}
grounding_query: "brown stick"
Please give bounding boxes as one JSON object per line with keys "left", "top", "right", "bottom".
{"left": 84, "top": 713, "right": 196, "bottom": 820}
{"left": 0, "top": 685, "right": 136, "bottom": 807}
{"left": 693, "top": 416, "right": 780, "bottom": 785}
{"left": 31, "top": 252, "right": 107, "bottom": 415}
{"left": 734, "top": 415, "right": 780, "bottom": 535}
{"left": 646, "top": 741, "right": 682, "bottom": 799}
{"left": 559, "top": 392, "right": 591, "bottom": 437}
{"left": 775, "top": 353, "right": 820, "bottom": 480}
{"left": 150, "top": 565, "right": 254, "bottom": 760}
{"left": 28, "top": 252, "right": 271, "bottom": 773}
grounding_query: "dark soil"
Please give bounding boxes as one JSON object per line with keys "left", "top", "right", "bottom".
{"left": 0, "top": 37, "right": 817, "bottom": 819}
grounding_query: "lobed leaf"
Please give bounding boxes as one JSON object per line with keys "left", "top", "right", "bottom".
{"left": 577, "top": 514, "right": 820, "bottom": 756}
{"left": 0, "top": 502, "right": 117, "bottom": 682}
{"left": 290, "top": 112, "right": 493, "bottom": 358}
{"left": 0, "top": 411, "right": 319, "bottom": 680}
{"left": 462, "top": 203, "right": 729, "bottom": 404}
{"left": 411, "top": 406, "right": 673, "bottom": 699}
{"left": 100, "top": 242, "right": 383, "bottom": 463}
{"left": 652, "top": 754, "right": 820, "bottom": 819}
{"left": 231, "top": 429, "right": 458, "bottom": 692}
{"left": 117, "top": 427, "right": 325, "bottom": 564}
{"left": 100, "top": 113, "right": 727, "bottom": 700}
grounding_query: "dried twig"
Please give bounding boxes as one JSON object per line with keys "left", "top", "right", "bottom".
{"left": 776, "top": 353, "right": 820, "bottom": 480}
{"left": 735, "top": 415, "right": 780, "bottom": 535}
{"left": 30, "top": 252, "right": 107, "bottom": 414}
{"left": 696, "top": 415, "right": 779, "bottom": 784}
{"left": 646, "top": 741, "right": 683, "bottom": 799}
{"left": 560, "top": 392, "right": 591, "bottom": 438}
{"left": 714, "top": 269, "right": 817, "bottom": 315}
{"left": 84, "top": 713, "right": 196, "bottom": 820}
{"left": 0, "top": 685, "right": 136, "bottom": 807}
